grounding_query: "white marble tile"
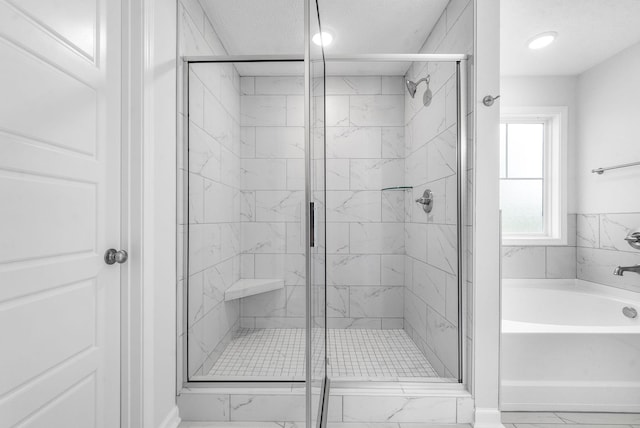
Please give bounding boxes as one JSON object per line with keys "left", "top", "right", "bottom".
{"left": 412, "top": 261, "right": 447, "bottom": 316}
{"left": 328, "top": 255, "right": 381, "bottom": 286}
{"left": 326, "top": 191, "right": 381, "bottom": 223}
{"left": 556, "top": 412, "right": 640, "bottom": 424}
{"left": 229, "top": 395, "right": 305, "bottom": 422}
{"left": 241, "top": 222, "right": 286, "bottom": 254}
{"left": 327, "top": 285, "right": 349, "bottom": 317}
{"left": 577, "top": 247, "right": 640, "bottom": 291}
{"left": 255, "top": 191, "right": 303, "bottom": 222}
{"left": 350, "top": 286, "right": 403, "bottom": 318}
{"left": 326, "top": 76, "right": 382, "bottom": 95}
{"left": 240, "top": 76, "right": 254, "bottom": 95}
{"left": 326, "top": 96, "right": 350, "bottom": 126}
{"left": 425, "top": 180, "right": 446, "bottom": 225}
{"left": 382, "top": 255, "right": 405, "bottom": 286}
{"left": 426, "top": 127, "right": 457, "bottom": 182}
{"left": 599, "top": 213, "right": 640, "bottom": 251}
{"left": 445, "top": 76, "right": 457, "bottom": 129}
{"left": 286, "top": 222, "right": 304, "bottom": 254}
{"left": 381, "top": 76, "right": 405, "bottom": 95}
{"left": 567, "top": 213, "right": 577, "bottom": 246}
{"left": 255, "top": 76, "right": 304, "bottom": 95}
{"left": 405, "top": 223, "right": 427, "bottom": 263}
{"left": 426, "top": 308, "right": 458, "bottom": 375}
{"left": 350, "top": 95, "right": 404, "bottom": 127}
{"left": 240, "top": 191, "right": 255, "bottom": 222}
{"left": 405, "top": 145, "right": 427, "bottom": 187}
{"left": 241, "top": 96, "right": 287, "bottom": 126}
{"left": 342, "top": 396, "right": 456, "bottom": 423}
{"left": 427, "top": 224, "right": 457, "bottom": 275}
{"left": 188, "top": 173, "right": 205, "bottom": 223}
{"left": 204, "top": 180, "right": 237, "bottom": 223}
{"left": 188, "top": 71, "right": 205, "bottom": 127}
{"left": 240, "top": 126, "right": 255, "bottom": 158}
{"left": 381, "top": 191, "right": 405, "bottom": 223}
{"left": 445, "top": 274, "right": 458, "bottom": 326}
{"left": 326, "top": 127, "right": 382, "bottom": 159}
{"left": 219, "top": 145, "right": 240, "bottom": 188}
{"left": 325, "top": 159, "right": 351, "bottom": 190}
{"left": 501, "top": 246, "right": 546, "bottom": 279}
{"left": 286, "top": 95, "right": 304, "bottom": 126}
{"left": 241, "top": 159, "right": 287, "bottom": 190}
{"left": 255, "top": 127, "right": 304, "bottom": 158}
{"left": 577, "top": 214, "right": 599, "bottom": 248}
{"left": 240, "top": 254, "right": 254, "bottom": 278}
{"left": 445, "top": 175, "right": 457, "bottom": 225}
{"left": 350, "top": 159, "right": 404, "bottom": 190}
{"left": 204, "top": 91, "right": 233, "bottom": 147}
{"left": 203, "top": 260, "right": 233, "bottom": 312}
{"left": 327, "top": 222, "right": 350, "bottom": 254}
{"left": 546, "top": 246, "right": 576, "bottom": 279}
{"left": 286, "top": 159, "right": 305, "bottom": 190}
{"left": 177, "top": 393, "right": 230, "bottom": 422}
{"left": 501, "top": 412, "right": 564, "bottom": 424}
{"left": 254, "top": 254, "right": 305, "bottom": 286}
{"left": 408, "top": 89, "right": 446, "bottom": 151}
{"left": 350, "top": 223, "right": 404, "bottom": 254}
{"left": 327, "top": 318, "right": 382, "bottom": 329}
{"left": 381, "top": 127, "right": 405, "bottom": 158}
{"left": 239, "top": 289, "right": 287, "bottom": 318}
{"left": 189, "top": 123, "right": 221, "bottom": 180}
{"left": 404, "top": 289, "right": 427, "bottom": 341}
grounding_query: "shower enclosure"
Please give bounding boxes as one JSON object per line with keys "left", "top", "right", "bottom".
{"left": 178, "top": 0, "right": 470, "bottom": 423}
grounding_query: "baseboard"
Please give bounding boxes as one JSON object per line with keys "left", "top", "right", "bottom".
{"left": 474, "top": 408, "right": 504, "bottom": 428}
{"left": 158, "top": 405, "right": 181, "bottom": 428}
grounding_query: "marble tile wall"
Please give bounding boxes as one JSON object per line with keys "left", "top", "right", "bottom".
{"left": 178, "top": 389, "right": 474, "bottom": 423}
{"left": 178, "top": 0, "right": 242, "bottom": 377}
{"left": 238, "top": 76, "right": 307, "bottom": 329}
{"left": 502, "top": 214, "right": 578, "bottom": 280}
{"left": 401, "top": 0, "right": 474, "bottom": 379}
{"left": 323, "top": 76, "right": 407, "bottom": 330}
{"left": 576, "top": 212, "right": 640, "bottom": 292}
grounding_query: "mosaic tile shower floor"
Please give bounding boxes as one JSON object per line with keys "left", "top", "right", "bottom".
{"left": 206, "top": 328, "right": 439, "bottom": 381}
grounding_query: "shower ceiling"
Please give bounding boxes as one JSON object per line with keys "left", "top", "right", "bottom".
{"left": 199, "top": 0, "right": 448, "bottom": 75}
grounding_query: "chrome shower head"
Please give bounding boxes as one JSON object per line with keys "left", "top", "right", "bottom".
{"left": 406, "top": 80, "right": 418, "bottom": 98}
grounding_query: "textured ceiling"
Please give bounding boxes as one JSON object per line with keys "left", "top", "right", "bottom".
{"left": 501, "top": 0, "right": 640, "bottom": 76}
{"left": 200, "top": 0, "right": 448, "bottom": 75}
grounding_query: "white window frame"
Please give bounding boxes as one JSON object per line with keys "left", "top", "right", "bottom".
{"left": 500, "top": 106, "right": 568, "bottom": 246}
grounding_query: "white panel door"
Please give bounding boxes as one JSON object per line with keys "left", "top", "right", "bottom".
{"left": 0, "top": 0, "right": 121, "bottom": 427}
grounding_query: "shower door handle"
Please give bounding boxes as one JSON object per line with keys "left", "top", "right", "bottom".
{"left": 309, "top": 202, "right": 315, "bottom": 248}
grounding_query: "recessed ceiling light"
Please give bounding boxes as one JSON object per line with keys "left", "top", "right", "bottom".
{"left": 528, "top": 32, "right": 557, "bottom": 50}
{"left": 312, "top": 32, "right": 333, "bottom": 47}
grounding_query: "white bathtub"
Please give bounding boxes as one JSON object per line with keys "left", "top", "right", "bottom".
{"left": 501, "top": 279, "right": 640, "bottom": 412}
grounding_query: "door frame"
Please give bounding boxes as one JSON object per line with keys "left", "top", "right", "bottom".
{"left": 120, "top": 0, "right": 179, "bottom": 427}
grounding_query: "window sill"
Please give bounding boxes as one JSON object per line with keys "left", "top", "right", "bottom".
{"left": 502, "top": 236, "right": 568, "bottom": 246}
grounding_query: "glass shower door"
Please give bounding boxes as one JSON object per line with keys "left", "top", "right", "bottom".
{"left": 307, "top": 0, "right": 327, "bottom": 426}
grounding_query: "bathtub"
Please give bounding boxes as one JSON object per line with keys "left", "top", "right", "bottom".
{"left": 501, "top": 279, "right": 640, "bottom": 412}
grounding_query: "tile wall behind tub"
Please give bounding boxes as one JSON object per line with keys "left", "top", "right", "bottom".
{"left": 501, "top": 214, "right": 578, "bottom": 280}
{"left": 577, "top": 212, "right": 640, "bottom": 292}
{"left": 178, "top": 0, "right": 242, "bottom": 378}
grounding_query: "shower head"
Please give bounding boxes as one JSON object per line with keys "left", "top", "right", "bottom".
{"left": 406, "top": 80, "right": 418, "bottom": 98}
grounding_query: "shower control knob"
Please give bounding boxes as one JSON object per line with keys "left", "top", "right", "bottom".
{"left": 104, "top": 248, "right": 128, "bottom": 265}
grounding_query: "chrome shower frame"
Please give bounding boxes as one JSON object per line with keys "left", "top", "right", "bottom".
{"left": 180, "top": 52, "right": 469, "bottom": 398}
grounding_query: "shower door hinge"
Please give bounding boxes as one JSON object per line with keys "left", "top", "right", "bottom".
{"left": 309, "top": 202, "right": 315, "bottom": 247}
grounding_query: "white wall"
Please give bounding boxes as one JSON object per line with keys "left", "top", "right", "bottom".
{"left": 576, "top": 42, "right": 640, "bottom": 215}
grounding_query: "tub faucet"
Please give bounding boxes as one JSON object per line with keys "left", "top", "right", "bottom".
{"left": 613, "top": 264, "right": 640, "bottom": 276}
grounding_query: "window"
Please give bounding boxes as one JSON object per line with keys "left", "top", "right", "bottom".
{"left": 500, "top": 107, "right": 567, "bottom": 245}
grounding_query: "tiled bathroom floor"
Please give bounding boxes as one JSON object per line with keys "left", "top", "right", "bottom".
{"left": 207, "top": 328, "right": 439, "bottom": 380}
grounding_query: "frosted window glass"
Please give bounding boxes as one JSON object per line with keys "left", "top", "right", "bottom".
{"left": 500, "top": 179, "right": 544, "bottom": 234}
{"left": 506, "top": 123, "right": 543, "bottom": 178}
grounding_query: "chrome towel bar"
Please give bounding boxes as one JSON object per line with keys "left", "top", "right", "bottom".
{"left": 591, "top": 160, "right": 640, "bottom": 175}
